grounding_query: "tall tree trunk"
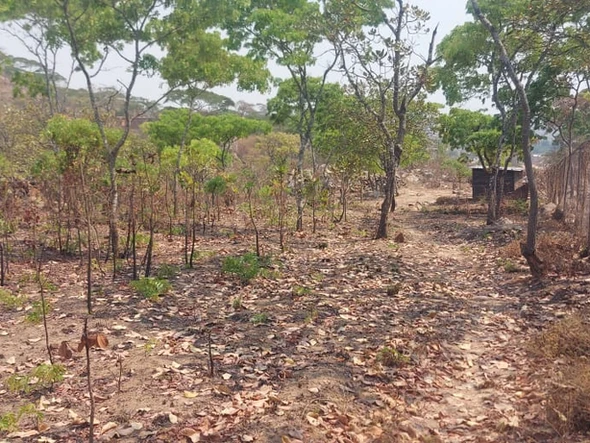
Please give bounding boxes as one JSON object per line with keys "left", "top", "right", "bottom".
{"left": 471, "top": 0, "right": 543, "bottom": 277}
{"left": 295, "top": 135, "right": 309, "bottom": 232}
{"left": 107, "top": 155, "right": 119, "bottom": 279}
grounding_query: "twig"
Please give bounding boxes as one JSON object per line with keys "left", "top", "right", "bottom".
{"left": 117, "top": 355, "right": 123, "bottom": 393}
{"left": 83, "top": 318, "right": 95, "bottom": 443}
{"left": 37, "top": 246, "right": 53, "bottom": 365}
{"left": 207, "top": 329, "right": 214, "bottom": 377}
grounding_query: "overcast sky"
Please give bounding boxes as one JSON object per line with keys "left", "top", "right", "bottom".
{"left": 0, "top": 0, "right": 473, "bottom": 108}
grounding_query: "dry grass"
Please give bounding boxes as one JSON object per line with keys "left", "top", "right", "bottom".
{"left": 501, "top": 239, "right": 522, "bottom": 260}
{"left": 537, "top": 231, "right": 589, "bottom": 275}
{"left": 531, "top": 314, "right": 590, "bottom": 434}
{"left": 529, "top": 314, "right": 590, "bottom": 359}
{"left": 546, "top": 362, "right": 590, "bottom": 435}
{"left": 501, "top": 231, "right": 589, "bottom": 275}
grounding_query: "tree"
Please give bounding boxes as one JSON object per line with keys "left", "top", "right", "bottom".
{"left": 469, "top": 0, "right": 544, "bottom": 276}
{"left": 196, "top": 114, "right": 272, "bottom": 170}
{"left": 328, "top": 0, "right": 438, "bottom": 238}
{"left": 145, "top": 110, "right": 272, "bottom": 170}
{"left": 0, "top": 2, "right": 71, "bottom": 114}
{"left": 439, "top": 109, "right": 504, "bottom": 171}
{"left": 226, "top": 0, "right": 341, "bottom": 231}
{"left": 1, "top": 0, "right": 256, "bottom": 276}
{"left": 160, "top": 25, "right": 270, "bottom": 215}
{"left": 313, "top": 86, "right": 383, "bottom": 221}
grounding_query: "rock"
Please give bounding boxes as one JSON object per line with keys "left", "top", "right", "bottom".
{"left": 541, "top": 202, "right": 557, "bottom": 215}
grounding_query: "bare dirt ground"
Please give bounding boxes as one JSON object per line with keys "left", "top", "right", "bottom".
{"left": 0, "top": 183, "right": 584, "bottom": 442}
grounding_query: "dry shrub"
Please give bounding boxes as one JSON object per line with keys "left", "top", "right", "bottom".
{"left": 501, "top": 239, "right": 522, "bottom": 260}
{"left": 529, "top": 314, "right": 590, "bottom": 359}
{"left": 502, "top": 231, "right": 589, "bottom": 274}
{"left": 547, "top": 362, "right": 590, "bottom": 434}
{"left": 537, "top": 231, "right": 588, "bottom": 275}
{"left": 534, "top": 315, "right": 590, "bottom": 434}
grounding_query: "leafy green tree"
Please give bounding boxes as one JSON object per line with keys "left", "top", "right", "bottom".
{"left": 1, "top": 0, "right": 258, "bottom": 276}
{"left": 160, "top": 23, "right": 270, "bottom": 215}
{"left": 226, "top": 0, "right": 341, "bottom": 231}
{"left": 0, "top": 2, "right": 68, "bottom": 114}
{"left": 328, "top": 0, "right": 438, "bottom": 238}
{"left": 313, "top": 88, "right": 382, "bottom": 221}
{"left": 255, "top": 133, "right": 299, "bottom": 250}
{"left": 146, "top": 110, "right": 272, "bottom": 170}
{"left": 439, "top": 108, "right": 504, "bottom": 172}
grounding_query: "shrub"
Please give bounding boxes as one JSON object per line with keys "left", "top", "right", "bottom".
{"left": 130, "top": 277, "right": 171, "bottom": 301}
{"left": 292, "top": 285, "right": 312, "bottom": 297}
{"left": 156, "top": 264, "right": 179, "bottom": 280}
{"left": 25, "top": 300, "right": 52, "bottom": 324}
{"left": 5, "top": 364, "right": 65, "bottom": 394}
{"left": 532, "top": 314, "right": 590, "bottom": 434}
{"left": 547, "top": 362, "right": 590, "bottom": 434}
{"left": 250, "top": 313, "right": 269, "bottom": 325}
{"left": 232, "top": 296, "right": 243, "bottom": 310}
{"left": 376, "top": 346, "right": 410, "bottom": 367}
{"left": 0, "top": 289, "right": 25, "bottom": 310}
{"left": 529, "top": 315, "right": 590, "bottom": 359}
{"left": 0, "top": 404, "right": 43, "bottom": 432}
{"left": 222, "top": 252, "right": 265, "bottom": 285}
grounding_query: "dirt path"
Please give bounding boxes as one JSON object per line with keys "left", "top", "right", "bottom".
{"left": 387, "top": 194, "right": 542, "bottom": 442}
{"left": 0, "top": 185, "right": 554, "bottom": 443}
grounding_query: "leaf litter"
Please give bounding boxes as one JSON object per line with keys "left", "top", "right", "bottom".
{"left": 0, "top": 186, "right": 581, "bottom": 442}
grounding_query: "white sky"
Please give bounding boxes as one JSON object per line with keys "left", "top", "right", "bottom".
{"left": 0, "top": 0, "right": 473, "bottom": 108}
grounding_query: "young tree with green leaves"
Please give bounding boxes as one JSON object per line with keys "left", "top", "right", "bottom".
{"left": 226, "top": 0, "right": 341, "bottom": 231}
{"left": 328, "top": 0, "right": 438, "bottom": 239}
{"left": 1, "top": 0, "right": 264, "bottom": 277}
{"left": 160, "top": 25, "right": 270, "bottom": 215}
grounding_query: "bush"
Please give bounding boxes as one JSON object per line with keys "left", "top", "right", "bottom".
{"left": 130, "top": 277, "right": 171, "bottom": 301}
{"left": 5, "top": 364, "right": 65, "bottom": 394}
{"left": 531, "top": 314, "right": 590, "bottom": 434}
{"left": 530, "top": 315, "right": 590, "bottom": 359}
{"left": 376, "top": 346, "right": 410, "bottom": 367}
{"left": 0, "top": 404, "right": 43, "bottom": 432}
{"left": 156, "top": 264, "right": 179, "bottom": 280}
{"left": 25, "top": 300, "right": 52, "bottom": 324}
{"left": 250, "top": 313, "right": 269, "bottom": 325}
{"left": 547, "top": 362, "right": 590, "bottom": 434}
{"left": 0, "top": 289, "right": 25, "bottom": 310}
{"left": 222, "top": 252, "right": 266, "bottom": 285}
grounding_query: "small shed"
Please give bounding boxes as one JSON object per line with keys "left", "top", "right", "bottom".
{"left": 471, "top": 167, "right": 525, "bottom": 200}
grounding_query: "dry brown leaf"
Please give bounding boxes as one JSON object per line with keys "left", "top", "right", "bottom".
{"left": 100, "top": 422, "right": 118, "bottom": 434}
{"left": 77, "top": 333, "right": 109, "bottom": 351}
{"left": 180, "top": 428, "right": 201, "bottom": 442}
{"left": 58, "top": 341, "right": 72, "bottom": 360}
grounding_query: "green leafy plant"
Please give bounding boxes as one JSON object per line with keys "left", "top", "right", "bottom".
{"left": 143, "top": 338, "right": 159, "bottom": 356}
{"left": 130, "top": 277, "right": 171, "bottom": 301}
{"left": 134, "top": 232, "right": 150, "bottom": 248}
{"left": 25, "top": 300, "right": 52, "bottom": 324}
{"left": 156, "top": 264, "right": 179, "bottom": 280}
{"left": 0, "top": 289, "right": 26, "bottom": 310}
{"left": 497, "top": 258, "right": 520, "bottom": 273}
{"left": 5, "top": 364, "right": 65, "bottom": 394}
{"left": 292, "top": 285, "right": 312, "bottom": 297}
{"left": 310, "top": 272, "right": 324, "bottom": 282}
{"left": 250, "top": 313, "right": 269, "bottom": 325}
{"left": 0, "top": 412, "right": 18, "bottom": 432}
{"left": 0, "top": 403, "right": 43, "bottom": 432}
{"left": 304, "top": 308, "right": 319, "bottom": 324}
{"left": 222, "top": 252, "right": 266, "bottom": 285}
{"left": 376, "top": 347, "right": 410, "bottom": 368}
{"left": 232, "top": 296, "right": 243, "bottom": 310}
